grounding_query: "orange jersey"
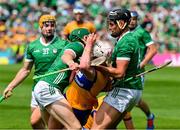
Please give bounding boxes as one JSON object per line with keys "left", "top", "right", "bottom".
{"left": 66, "top": 69, "right": 108, "bottom": 110}
{"left": 63, "top": 21, "right": 96, "bottom": 36}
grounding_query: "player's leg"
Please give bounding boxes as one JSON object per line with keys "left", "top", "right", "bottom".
{"left": 123, "top": 112, "right": 135, "bottom": 130}
{"left": 46, "top": 98, "right": 81, "bottom": 129}
{"left": 91, "top": 101, "right": 126, "bottom": 128}
{"left": 34, "top": 81, "right": 81, "bottom": 129}
{"left": 30, "top": 92, "right": 45, "bottom": 129}
{"left": 137, "top": 98, "right": 155, "bottom": 129}
{"left": 72, "top": 108, "right": 92, "bottom": 126}
{"left": 48, "top": 115, "right": 64, "bottom": 129}
{"left": 47, "top": 106, "right": 91, "bottom": 129}
{"left": 40, "top": 108, "right": 50, "bottom": 126}
{"left": 92, "top": 88, "right": 142, "bottom": 129}
{"left": 64, "top": 93, "right": 92, "bottom": 126}
{"left": 139, "top": 75, "right": 155, "bottom": 129}
{"left": 84, "top": 95, "right": 105, "bottom": 129}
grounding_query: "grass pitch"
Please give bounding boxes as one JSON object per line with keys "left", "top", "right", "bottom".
{"left": 0, "top": 63, "right": 180, "bottom": 129}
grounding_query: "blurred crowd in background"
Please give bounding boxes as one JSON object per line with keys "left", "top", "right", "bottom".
{"left": 0, "top": 0, "right": 179, "bottom": 63}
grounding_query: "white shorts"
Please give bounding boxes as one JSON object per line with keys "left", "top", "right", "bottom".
{"left": 34, "top": 81, "right": 64, "bottom": 109}
{"left": 104, "top": 87, "right": 142, "bottom": 113}
{"left": 31, "top": 91, "right": 38, "bottom": 108}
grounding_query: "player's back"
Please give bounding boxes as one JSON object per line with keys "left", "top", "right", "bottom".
{"left": 132, "top": 25, "right": 153, "bottom": 61}
{"left": 66, "top": 69, "right": 109, "bottom": 110}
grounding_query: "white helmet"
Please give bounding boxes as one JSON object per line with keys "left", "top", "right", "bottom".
{"left": 93, "top": 40, "right": 114, "bottom": 58}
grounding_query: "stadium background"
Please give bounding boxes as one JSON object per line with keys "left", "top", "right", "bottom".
{"left": 0, "top": 0, "right": 180, "bottom": 129}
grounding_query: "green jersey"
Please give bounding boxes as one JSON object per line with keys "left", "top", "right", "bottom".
{"left": 112, "top": 31, "right": 142, "bottom": 90}
{"left": 41, "top": 41, "right": 84, "bottom": 92}
{"left": 25, "top": 35, "right": 69, "bottom": 88}
{"left": 132, "top": 25, "right": 154, "bottom": 64}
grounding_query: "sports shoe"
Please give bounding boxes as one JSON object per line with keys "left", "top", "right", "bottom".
{"left": 147, "top": 113, "right": 155, "bottom": 130}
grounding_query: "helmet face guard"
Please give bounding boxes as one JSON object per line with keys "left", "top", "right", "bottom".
{"left": 93, "top": 40, "right": 114, "bottom": 58}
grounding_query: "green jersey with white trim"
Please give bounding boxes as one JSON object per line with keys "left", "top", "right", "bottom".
{"left": 132, "top": 26, "right": 154, "bottom": 62}
{"left": 41, "top": 41, "right": 84, "bottom": 92}
{"left": 112, "top": 32, "right": 142, "bottom": 90}
{"left": 25, "top": 36, "right": 69, "bottom": 89}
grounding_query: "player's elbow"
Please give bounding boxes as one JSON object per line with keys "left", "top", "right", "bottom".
{"left": 153, "top": 47, "right": 158, "bottom": 54}
{"left": 21, "top": 68, "right": 31, "bottom": 76}
{"left": 113, "top": 71, "right": 125, "bottom": 79}
{"left": 148, "top": 44, "right": 158, "bottom": 55}
{"left": 151, "top": 47, "right": 157, "bottom": 57}
{"left": 152, "top": 44, "right": 158, "bottom": 52}
{"left": 25, "top": 70, "right": 31, "bottom": 75}
{"left": 114, "top": 73, "right": 125, "bottom": 79}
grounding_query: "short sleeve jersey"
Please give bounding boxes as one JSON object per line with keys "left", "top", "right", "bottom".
{"left": 25, "top": 36, "right": 69, "bottom": 88}
{"left": 41, "top": 42, "right": 84, "bottom": 92}
{"left": 111, "top": 32, "right": 142, "bottom": 90}
{"left": 132, "top": 26, "right": 154, "bottom": 62}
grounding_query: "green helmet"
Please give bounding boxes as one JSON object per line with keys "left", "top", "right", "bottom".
{"left": 69, "top": 28, "right": 90, "bottom": 42}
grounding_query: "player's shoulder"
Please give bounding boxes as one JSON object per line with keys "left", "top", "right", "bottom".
{"left": 84, "top": 20, "right": 95, "bottom": 25}
{"left": 137, "top": 25, "right": 149, "bottom": 34}
{"left": 55, "top": 36, "right": 69, "bottom": 45}
{"left": 119, "top": 32, "right": 137, "bottom": 46}
{"left": 65, "top": 21, "right": 77, "bottom": 26}
{"left": 28, "top": 37, "right": 40, "bottom": 47}
{"left": 67, "top": 41, "right": 84, "bottom": 48}
{"left": 123, "top": 32, "right": 136, "bottom": 41}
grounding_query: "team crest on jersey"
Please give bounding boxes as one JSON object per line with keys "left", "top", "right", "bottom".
{"left": 53, "top": 49, "right": 57, "bottom": 53}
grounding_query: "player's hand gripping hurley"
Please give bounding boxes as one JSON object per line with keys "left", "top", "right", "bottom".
{"left": 33, "top": 56, "right": 106, "bottom": 79}
{"left": 0, "top": 91, "right": 12, "bottom": 103}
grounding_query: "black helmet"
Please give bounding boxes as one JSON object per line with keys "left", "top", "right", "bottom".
{"left": 108, "top": 8, "right": 131, "bottom": 23}
{"left": 130, "top": 11, "right": 139, "bottom": 18}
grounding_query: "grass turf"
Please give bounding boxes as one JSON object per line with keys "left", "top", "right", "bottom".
{"left": 0, "top": 64, "right": 180, "bottom": 129}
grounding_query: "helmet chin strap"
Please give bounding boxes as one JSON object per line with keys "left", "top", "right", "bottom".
{"left": 116, "top": 20, "right": 127, "bottom": 30}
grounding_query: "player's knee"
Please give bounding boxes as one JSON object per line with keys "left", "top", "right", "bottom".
{"left": 31, "top": 118, "right": 45, "bottom": 129}
{"left": 30, "top": 115, "right": 45, "bottom": 128}
{"left": 136, "top": 98, "right": 143, "bottom": 107}
{"left": 30, "top": 117, "right": 38, "bottom": 126}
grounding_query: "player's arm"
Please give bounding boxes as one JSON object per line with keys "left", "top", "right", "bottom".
{"left": 94, "top": 41, "right": 132, "bottom": 79}
{"left": 95, "top": 60, "right": 129, "bottom": 79}
{"left": 79, "top": 33, "right": 97, "bottom": 80}
{"left": 79, "top": 33, "right": 96, "bottom": 69}
{"left": 140, "top": 43, "right": 157, "bottom": 68}
{"left": 61, "top": 50, "right": 79, "bottom": 70}
{"left": 3, "top": 61, "right": 33, "bottom": 98}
